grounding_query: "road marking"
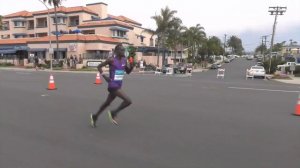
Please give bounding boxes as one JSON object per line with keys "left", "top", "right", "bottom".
{"left": 228, "top": 87, "right": 300, "bottom": 93}
{"left": 41, "top": 94, "right": 49, "bottom": 97}
{"left": 16, "top": 72, "right": 31, "bottom": 75}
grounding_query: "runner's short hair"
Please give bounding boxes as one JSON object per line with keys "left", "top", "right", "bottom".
{"left": 115, "top": 43, "right": 123, "bottom": 51}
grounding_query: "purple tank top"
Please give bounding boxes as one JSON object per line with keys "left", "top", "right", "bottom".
{"left": 108, "top": 57, "right": 127, "bottom": 89}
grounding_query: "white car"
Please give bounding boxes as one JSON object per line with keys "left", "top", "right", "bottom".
{"left": 249, "top": 66, "right": 266, "bottom": 78}
{"left": 246, "top": 55, "right": 254, "bottom": 60}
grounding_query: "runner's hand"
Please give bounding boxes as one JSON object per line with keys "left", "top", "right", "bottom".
{"left": 98, "top": 67, "right": 103, "bottom": 74}
{"left": 102, "top": 74, "right": 111, "bottom": 83}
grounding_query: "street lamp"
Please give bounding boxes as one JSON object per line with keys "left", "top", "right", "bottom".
{"left": 39, "top": 0, "right": 53, "bottom": 71}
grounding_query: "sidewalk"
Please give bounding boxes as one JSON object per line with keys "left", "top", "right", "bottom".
{"left": 272, "top": 75, "right": 300, "bottom": 85}
{"left": 2, "top": 66, "right": 300, "bottom": 84}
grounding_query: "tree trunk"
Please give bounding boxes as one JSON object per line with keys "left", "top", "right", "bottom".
{"left": 174, "top": 48, "right": 177, "bottom": 65}
{"left": 157, "top": 36, "right": 160, "bottom": 67}
{"left": 54, "top": 6, "right": 60, "bottom": 60}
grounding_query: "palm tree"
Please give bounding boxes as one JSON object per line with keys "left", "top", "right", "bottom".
{"left": 227, "top": 35, "right": 244, "bottom": 55}
{"left": 165, "top": 17, "right": 184, "bottom": 65}
{"left": 207, "top": 36, "right": 223, "bottom": 56}
{"left": 182, "top": 24, "right": 206, "bottom": 63}
{"left": 43, "top": 0, "right": 62, "bottom": 59}
{"left": 152, "top": 6, "right": 177, "bottom": 66}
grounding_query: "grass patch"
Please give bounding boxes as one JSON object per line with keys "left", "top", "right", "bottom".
{"left": 271, "top": 74, "right": 292, "bottom": 80}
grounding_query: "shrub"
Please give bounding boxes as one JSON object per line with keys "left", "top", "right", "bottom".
{"left": 263, "top": 58, "right": 285, "bottom": 74}
{"left": 0, "top": 62, "right": 14, "bottom": 66}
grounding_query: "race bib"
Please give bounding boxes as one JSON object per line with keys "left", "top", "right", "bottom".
{"left": 114, "top": 70, "right": 125, "bottom": 81}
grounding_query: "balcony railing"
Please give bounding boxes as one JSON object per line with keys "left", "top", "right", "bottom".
{"left": 36, "top": 25, "right": 47, "bottom": 28}
{"left": 69, "top": 23, "right": 79, "bottom": 27}
{"left": 0, "top": 28, "right": 10, "bottom": 31}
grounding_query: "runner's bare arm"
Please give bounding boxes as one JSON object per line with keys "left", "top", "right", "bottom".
{"left": 97, "top": 58, "right": 113, "bottom": 82}
{"left": 125, "top": 61, "right": 134, "bottom": 74}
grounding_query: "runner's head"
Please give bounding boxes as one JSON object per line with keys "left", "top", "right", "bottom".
{"left": 115, "top": 43, "right": 125, "bottom": 58}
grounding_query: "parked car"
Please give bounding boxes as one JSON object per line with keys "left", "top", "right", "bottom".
{"left": 257, "top": 56, "right": 263, "bottom": 62}
{"left": 256, "top": 62, "right": 263, "bottom": 66}
{"left": 246, "top": 55, "right": 254, "bottom": 60}
{"left": 162, "top": 64, "right": 172, "bottom": 74}
{"left": 177, "top": 63, "right": 187, "bottom": 73}
{"left": 249, "top": 65, "right": 266, "bottom": 78}
{"left": 210, "top": 63, "right": 218, "bottom": 69}
{"left": 224, "top": 59, "right": 230, "bottom": 63}
{"left": 216, "top": 63, "right": 222, "bottom": 68}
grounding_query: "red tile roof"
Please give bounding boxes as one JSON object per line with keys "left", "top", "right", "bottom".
{"left": 4, "top": 6, "right": 98, "bottom": 18}
{"left": 3, "top": 11, "right": 33, "bottom": 18}
{"left": 78, "top": 20, "right": 134, "bottom": 29}
{"left": 0, "top": 35, "right": 120, "bottom": 45}
{"left": 28, "top": 35, "right": 120, "bottom": 43}
{"left": 33, "top": 6, "right": 98, "bottom": 16}
{"left": 0, "top": 38, "right": 29, "bottom": 45}
{"left": 108, "top": 14, "right": 142, "bottom": 26}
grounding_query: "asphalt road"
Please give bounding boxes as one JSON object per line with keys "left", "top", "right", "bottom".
{"left": 1, "top": 58, "right": 300, "bottom": 168}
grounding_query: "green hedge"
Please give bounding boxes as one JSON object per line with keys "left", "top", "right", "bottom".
{"left": 0, "top": 63, "right": 14, "bottom": 67}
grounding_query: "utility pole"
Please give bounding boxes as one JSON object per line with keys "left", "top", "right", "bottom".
{"left": 261, "top": 35, "right": 268, "bottom": 61}
{"left": 223, "top": 34, "right": 227, "bottom": 61}
{"left": 268, "top": 6, "right": 287, "bottom": 74}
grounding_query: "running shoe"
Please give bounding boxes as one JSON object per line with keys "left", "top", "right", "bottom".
{"left": 90, "top": 113, "right": 97, "bottom": 128}
{"left": 108, "top": 110, "right": 118, "bottom": 125}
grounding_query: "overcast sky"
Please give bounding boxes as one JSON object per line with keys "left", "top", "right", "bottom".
{"left": 1, "top": 0, "right": 299, "bottom": 51}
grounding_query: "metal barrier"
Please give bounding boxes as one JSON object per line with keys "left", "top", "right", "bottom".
{"left": 217, "top": 68, "right": 225, "bottom": 79}
{"left": 246, "top": 69, "right": 254, "bottom": 80}
{"left": 155, "top": 68, "right": 162, "bottom": 75}
{"left": 186, "top": 67, "right": 192, "bottom": 76}
{"left": 166, "top": 67, "right": 174, "bottom": 75}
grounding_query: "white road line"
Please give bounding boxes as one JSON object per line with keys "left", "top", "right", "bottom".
{"left": 228, "top": 87, "right": 300, "bottom": 93}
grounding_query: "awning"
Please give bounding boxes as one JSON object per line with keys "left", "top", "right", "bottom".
{"left": 54, "top": 48, "right": 67, "bottom": 52}
{"left": 30, "top": 48, "right": 47, "bottom": 52}
{"left": 0, "top": 46, "right": 28, "bottom": 52}
{"left": 0, "top": 49, "right": 16, "bottom": 54}
{"left": 137, "top": 46, "right": 169, "bottom": 53}
{"left": 15, "top": 46, "right": 29, "bottom": 51}
{"left": 13, "top": 33, "right": 28, "bottom": 36}
{"left": 110, "top": 26, "right": 129, "bottom": 32}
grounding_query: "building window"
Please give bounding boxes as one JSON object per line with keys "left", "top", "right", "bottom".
{"left": 28, "top": 20, "right": 34, "bottom": 30}
{"left": 1, "top": 34, "right": 10, "bottom": 39}
{"left": 14, "top": 21, "right": 25, "bottom": 27}
{"left": 36, "top": 33, "right": 47, "bottom": 37}
{"left": 81, "top": 30, "right": 95, "bottom": 34}
{"left": 53, "top": 17, "right": 66, "bottom": 24}
{"left": 14, "top": 34, "right": 27, "bottom": 38}
{"left": 112, "top": 30, "right": 127, "bottom": 38}
{"left": 2, "top": 22, "right": 9, "bottom": 30}
{"left": 150, "top": 38, "right": 154, "bottom": 46}
{"left": 69, "top": 16, "right": 79, "bottom": 27}
{"left": 36, "top": 18, "right": 47, "bottom": 28}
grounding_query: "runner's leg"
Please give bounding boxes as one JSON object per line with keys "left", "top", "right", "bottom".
{"left": 95, "top": 92, "right": 116, "bottom": 118}
{"left": 111, "top": 89, "right": 132, "bottom": 117}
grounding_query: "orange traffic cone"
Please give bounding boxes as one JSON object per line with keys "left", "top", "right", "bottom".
{"left": 294, "top": 94, "right": 300, "bottom": 116}
{"left": 47, "top": 74, "right": 57, "bottom": 90}
{"left": 94, "top": 73, "right": 102, "bottom": 85}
